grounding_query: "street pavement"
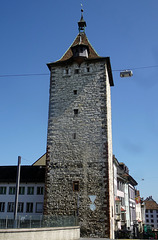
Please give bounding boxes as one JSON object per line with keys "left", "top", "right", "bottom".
{"left": 80, "top": 238, "right": 110, "bottom": 240}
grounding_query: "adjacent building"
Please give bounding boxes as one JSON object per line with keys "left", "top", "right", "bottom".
{"left": 144, "top": 196, "right": 158, "bottom": 230}
{"left": 113, "top": 156, "right": 141, "bottom": 238}
{"left": 0, "top": 165, "right": 45, "bottom": 219}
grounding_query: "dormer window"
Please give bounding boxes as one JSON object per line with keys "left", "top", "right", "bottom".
{"left": 71, "top": 44, "right": 89, "bottom": 59}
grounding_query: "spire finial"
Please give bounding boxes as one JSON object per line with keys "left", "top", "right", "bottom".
{"left": 78, "top": 3, "right": 87, "bottom": 33}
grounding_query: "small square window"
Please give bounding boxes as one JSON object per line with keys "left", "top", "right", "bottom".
{"left": 9, "top": 187, "right": 15, "bottom": 195}
{"left": 73, "top": 90, "right": 77, "bottom": 95}
{"left": 146, "top": 214, "right": 149, "bottom": 218}
{"left": 73, "top": 133, "right": 76, "bottom": 139}
{"left": 19, "top": 187, "right": 25, "bottom": 195}
{"left": 36, "top": 203, "right": 43, "bottom": 213}
{"left": 0, "top": 187, "right": 6, "bottom": 195}
{"left": 37, "top": 187, "right": 44, "bottom": 195}
{"left": 146, "top": 219, "right": 149, "bottom": 223}
{"left": 26, "top": 202, "right": 33, "bottom": 213}
{"left": 151, "top": 219, "right": 154, "bottom": 223}
{"left": 7, "top": 202, "right": 14, "bottom": 212}
{"left": 18, "top": 202, "right": 24, "bottom": 213}
{"left": 151, "top": 215, "right": 153, "bottom": 218}
{"left": 150, "top": 210, "right": 153, "bottom": 213}
{"left": 27, "top": 187, "right": 34, "bottom": 195}
{"left": 74, "top": 109, "right": 78, "bottom": 116}
{"left": 75, "top": 69, "right": 79, "bottom": 74}
{"left": 73, "top": 181, "right": 79, "bottom": 192}
{"left": 0, "top": 202, "right": 5, "bottom": 212}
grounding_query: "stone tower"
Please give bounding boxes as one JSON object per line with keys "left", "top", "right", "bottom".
{"left": 44, "top": 9, "right": 115, "bottom": 238}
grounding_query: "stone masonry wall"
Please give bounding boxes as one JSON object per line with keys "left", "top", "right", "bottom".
{"left": 44, "top": 59, "right": 114, "bottom": 238}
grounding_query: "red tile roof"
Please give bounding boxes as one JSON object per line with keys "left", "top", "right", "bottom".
{"left": 144, "top": 200, "right": 158, "bottom": 210}
{"left": 58, "top": 32, "right": 100, "bottom": 62}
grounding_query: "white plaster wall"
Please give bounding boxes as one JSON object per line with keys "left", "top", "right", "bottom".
{"left": 0, "top": 183, "right": 44, "bottom": 218}
{"left": 0, "top": 227, "right": 80, "bottom": 240}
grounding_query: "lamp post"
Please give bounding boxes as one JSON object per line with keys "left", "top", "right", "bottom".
{"left": 14, "top": 156, "right": 21, "bottom": 228}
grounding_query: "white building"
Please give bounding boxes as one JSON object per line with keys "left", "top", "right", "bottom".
{"left": 0, "top": 165, "right": 45, "bottom": 219}
{"left": 144, "top": 196, "right": 158, "bottom": 230}
{"left": 113, "top": 156, "right": 138, "bottom": 238}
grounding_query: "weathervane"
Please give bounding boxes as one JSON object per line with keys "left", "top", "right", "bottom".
{"left": 78, "top": 2, "right": 87, "bottom": 33}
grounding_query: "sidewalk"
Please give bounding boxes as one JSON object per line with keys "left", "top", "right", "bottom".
{"left": 80, "top": 238, "right": 110, "bottom": 240}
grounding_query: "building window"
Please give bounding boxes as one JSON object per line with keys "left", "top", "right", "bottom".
{"left": 37, "top": 187, "right": 44, "bottom": 195}
{"left": 146, "top": 219, "right": 149, "bottom": 223}
{"left": 36, "top": 203, "right": 43, "bottom": 213}
{"left": 74, "top": 69, "right": 79, "bottom": 74}
{"left": 9, "top": 187, "right": 16, "bottom": 195}
{"left": 0, "top": 202, "right": 5, "bottom": 212}
{"left": 150, "top": 210, "right": 153, "bottom": 213}
{"left": 151, "top": 225, "right": 154, "bottom": 227}
{"left": 74, "top": 109, "right": 78, "bottom": 116}
{"left": 7, "top": 202, "right": 14, "bottom": 212}
{"left": 151, "top": 219, "right": 154, "bottom": 223}
{"left": 19, "top": 187, "right": 25, "bottom": 195}
{"left": 18, "top": 202, "right": 24, "bottom": 213}
{"left": 151, "top": 215, "right": 153, "bottom": 218}
{"left": 146, "top": 214, "right": 148, "bottom": 218}
{"left": 26, "top": 203, "right": 33, "bottom": 213}
{"left": 64, "top": 67, "right": 70, "bottom": 75}
{"left": 73, "top": 133, "right": 76, "bottom": 139}
{"left": 73, "top": 90, "right": 77, "bottom": 95}
{"left": 27, "top": 187, "right": 34, "bottom": 195}
{"left": 156, "top": 210, "right": 158, "bottom": 213}
{"left": 73, "top": 181, "right": 79, "bottom": 192}
{"left": 146, "top": 209, "right": 148, "bottom": 213}
{"left": 115, "top": 204, "right": 120, "bottom": 214}
{"left": 0, "top": 187, "right": 6, "bottom": 195}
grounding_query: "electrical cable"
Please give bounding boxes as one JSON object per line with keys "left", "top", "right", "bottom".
{"left": 0, "top": 73, "right": 49, "bottom": 78}
{"left": 112, "top": 65, "right": 158, "bottom": 72}
{"left": 0, "top": 64, "right": 158, "bottom": 78}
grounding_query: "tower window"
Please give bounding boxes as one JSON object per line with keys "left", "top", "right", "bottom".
{"left": 73, "top": 181, "right": 79, "bottom": 192}
{"left": 74, "top": 109, "right": 78, "bottom": 116}
{"left": 64, "top": 67, "right": 70, "bottom": 75}
{"left": 73, "top": 133, "right": 76, "bottom": 139}
{"left": 74, "top": 90, "right": 77, "bottom": 95}
{"left": 75, "top": 69, "right": 79, "bottom": 74}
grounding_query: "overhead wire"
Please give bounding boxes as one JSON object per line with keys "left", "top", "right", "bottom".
{"left": 0, "top": 73, "right": 49, "bottom": 78}
{"left": 112, "top": 64, "right": 158, "bottom": 72}
{"left": 0, "top": 64, "right": 158, "bottom": 78}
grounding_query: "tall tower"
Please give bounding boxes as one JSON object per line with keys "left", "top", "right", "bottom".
{"left": 44, "top": 9, "right": 115, "bottom": 238}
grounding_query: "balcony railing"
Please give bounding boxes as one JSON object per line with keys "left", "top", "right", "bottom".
{"left": 0, "top": 215, "right": 78, "bottom": 229}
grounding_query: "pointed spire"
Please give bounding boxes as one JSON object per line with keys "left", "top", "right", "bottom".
{"left": 78, "top": 4, "right": 87, "bottom": 33}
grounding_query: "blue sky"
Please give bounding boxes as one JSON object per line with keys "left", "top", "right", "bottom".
{"left": 0, "top": 0, "right": 158, "bottom": 202}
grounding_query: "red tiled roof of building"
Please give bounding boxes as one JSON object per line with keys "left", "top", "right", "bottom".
{"left": 58, "top": 32, "right": 100, "bottom": 62}
{"left": 144, "top": 201, "right": 158, "bottom": 210}
{"left": 144, "top": 197, "right": 158, "bottom": 210}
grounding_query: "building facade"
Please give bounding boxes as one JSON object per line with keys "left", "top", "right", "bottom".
{"left": 44, "top": 10, "right": 115, "bottom": 238}
{"left": 0, "top": 166, "right": 45, "bottom": 219}
{"left": 113, "top": 156, "right": 139, "bottom": 238}
{"left": 144, "top": 196, "right": 158, "bottom": 230}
